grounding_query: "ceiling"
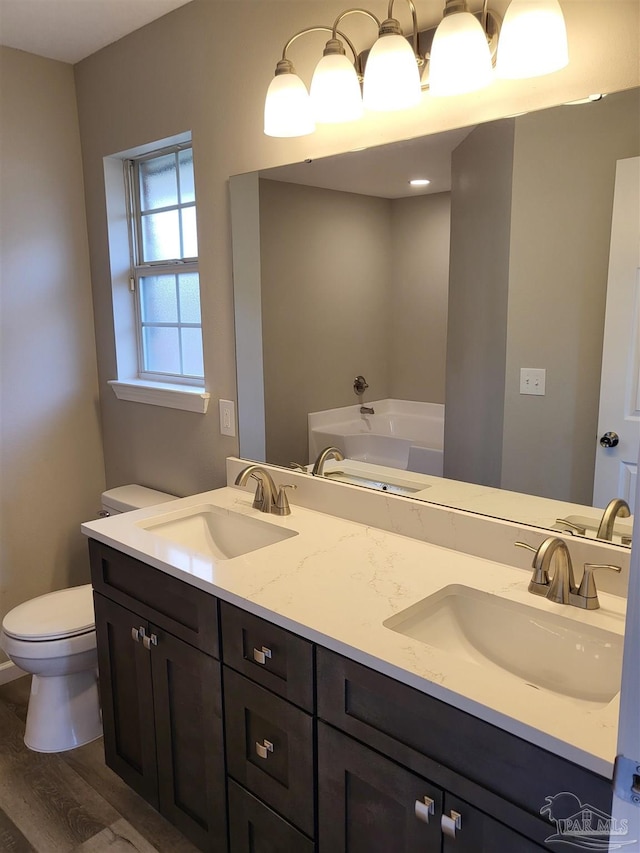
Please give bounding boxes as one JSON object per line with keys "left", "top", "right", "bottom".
{"left": 0, "top": 0, "right": 193, "bottom": 64}
{"left": 258, "top": 125, "right": 475, "bottom": 198}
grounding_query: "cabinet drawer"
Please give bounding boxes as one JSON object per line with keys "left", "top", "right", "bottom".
{"left": 317, "top": 648, "right": 611, "bottom": 844}
{"left": 228, "top": 779, "right": 315, "bottom": 853}
{"left": 220, "top": 601, "right": 314, "bottom": 711}
{"left": 224, "top": 667, "right": 315, "bottom": 837}
{"left": 89, "top": 540, "right": 219, "bottom": 657}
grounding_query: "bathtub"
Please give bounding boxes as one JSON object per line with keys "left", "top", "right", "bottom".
{"left": 308, "top": 399, "right": 444, "bottom": 475}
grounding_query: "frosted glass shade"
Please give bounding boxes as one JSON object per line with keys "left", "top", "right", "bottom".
{"left": 311, "top": 54, "right": 363, "bottom": 123}
{"left": 429, "top": 12, "right": 493, "bottom": 96}
{"left": 264, "top": 72, "right": 315, "bottom": 137}
{"left": 363, "top": 33, "right": 422, "bottom": 112}
{"left": 496, "top": 0, "right": 569, "bottom": 79}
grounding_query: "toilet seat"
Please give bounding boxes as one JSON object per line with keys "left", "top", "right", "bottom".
{"left": 2, "top": 584, "right": 95, "bottom": 641}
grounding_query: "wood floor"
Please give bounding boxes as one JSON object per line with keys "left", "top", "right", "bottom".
{"left": 0, "top": 677, "right": 200, "bottom": 853}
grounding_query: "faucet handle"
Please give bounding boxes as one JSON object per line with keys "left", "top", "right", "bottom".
{"left": 576, "top": 563, "right": 621, "bottom": 608}
{"left": 274, "top": 484, "right": 296, "bottom": 516}
{"left": 515, "top": 541, "right": 550, "bottom": 594}
{"left": 249, "top": 473, "right": 265, "bottom": 510}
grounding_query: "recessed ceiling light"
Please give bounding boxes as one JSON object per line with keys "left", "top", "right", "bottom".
{"left": 409, "top": 178, "right": 431, "bottom": 187}
{"left": 564, "top": 93, "right": 606, "bottom": 105}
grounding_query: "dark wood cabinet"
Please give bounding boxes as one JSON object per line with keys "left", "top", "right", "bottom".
{"left": 91, "top": 544, "right": 226, "bottom": 852}
{"left": 90, "top": 539, "right": 612, "bottom": 853}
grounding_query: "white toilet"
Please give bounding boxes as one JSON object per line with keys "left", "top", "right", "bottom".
{"left": 1, "top": 485, "right": 176, "bottom": 753}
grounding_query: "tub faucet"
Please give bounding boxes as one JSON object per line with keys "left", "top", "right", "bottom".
{"left": 596, "top": 498, "right": 631, "bottom": 541}
{"left": 312, "top": 446, "right": 345, "bottom": 477}
{"left": 234, "top": 465, "right": 277, "bottom": 513}
{"left": 360, "top": 406, "right": 375, "bottom": 415}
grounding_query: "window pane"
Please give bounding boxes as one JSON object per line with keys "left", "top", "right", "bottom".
{"left": 140, "top": 275, "right": 178, "bottom": 323}
{"left": 178, "top": 149, "right": 195, "bottom": 203}
{"left": 178, "top": 273, "right": 201, "bottom": 323}
{"left": 141, "top": 209, "right": 180, "bottom": 261}
{"left": 181, "top": 207, "right": 198, "bottom": 257}
{"left": 139, "top": 153, "right": 178, "bottom": 211}
{"left": 143, "top": 326, "right": 181, "bottom": 374}
{"left": 181, "top": 328, "right": 204, "bottom": 377}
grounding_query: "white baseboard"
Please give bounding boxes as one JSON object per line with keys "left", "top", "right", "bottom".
{"left": 0, "top": 660, "right": 26, "bottom": 685}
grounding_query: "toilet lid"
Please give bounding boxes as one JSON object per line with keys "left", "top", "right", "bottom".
{"left": 2, "top": 585, "right": 95, "bottom": 641}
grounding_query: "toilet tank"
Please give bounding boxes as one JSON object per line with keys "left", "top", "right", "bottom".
{"left": 100, "top": 484, "right": 177, "bottom": 516}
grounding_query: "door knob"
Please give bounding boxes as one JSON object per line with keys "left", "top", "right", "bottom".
{"left": 600, "top": 431, "right": 619, "bottom": 448}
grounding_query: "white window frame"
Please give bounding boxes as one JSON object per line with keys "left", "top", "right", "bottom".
{"left": 104, "top": 133, "right": 209, "bottom": 413}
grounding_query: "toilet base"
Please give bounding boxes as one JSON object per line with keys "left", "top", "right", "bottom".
{"left": 24, "top": 670, "right": 102, "bottom": 753}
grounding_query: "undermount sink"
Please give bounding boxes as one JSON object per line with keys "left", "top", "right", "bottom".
{"left": 384, "top": 585, "right": 623, "bottom": 707}
{"left": 136, "top": 504, "right": 298, "bottom": 559}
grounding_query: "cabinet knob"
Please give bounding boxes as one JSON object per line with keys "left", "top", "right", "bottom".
{"left": 253, "top": 646, "right": 272, "bottom": 665}
{"left": 414, "top": 796, "right": 435, "bottom": 824}
{"left": 255, "top": 739, "right": 274, "bottom": 759}
{"left": 142, "top": 633, "right": 158, "bottom": 650}
{"left": 441, "top": 810, "right": 462, "bottom": 839}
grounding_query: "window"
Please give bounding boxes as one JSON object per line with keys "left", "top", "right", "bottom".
{"left": 126, "top": 145, "right": 204, "bottom": 383}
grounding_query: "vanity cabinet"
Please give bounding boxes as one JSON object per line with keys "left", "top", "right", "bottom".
{"left": 89, "top": 541, "right": 227, "bottom": 852}
{"left": 90, "top": 541, "right": 614, "bottom": 853}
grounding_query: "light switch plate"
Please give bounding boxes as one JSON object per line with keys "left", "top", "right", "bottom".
{"left": 219, "top": 399, "right": 236, "bottom": 436}
{"left": 520, "top": 368, "right": 546, "bottom": 396}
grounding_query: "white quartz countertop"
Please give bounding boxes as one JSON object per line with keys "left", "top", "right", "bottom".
{"left": 82, "top": 486, "right": 625, "bottom": 779}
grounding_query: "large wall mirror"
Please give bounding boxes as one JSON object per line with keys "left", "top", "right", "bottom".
{"left": 230, "top": 86, "right": 639, "bottom": 547}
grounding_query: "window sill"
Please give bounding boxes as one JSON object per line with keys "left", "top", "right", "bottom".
{"left": 108, "top": 380, "right": 210, "bottom": 413}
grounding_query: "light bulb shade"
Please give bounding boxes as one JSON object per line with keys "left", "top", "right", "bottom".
{"left": 264, "top": 71, "right": 315, "bottom": 137}
{"left": 363, "top": 33, "right": 422, "bottom": 112}
{"left": 429, "top": 12, "right": 493, "bottom": 96}
{"left": 310, "top": 54, "right": 363, "bottom": 123}
{"left": 496, "top": 0, "right": 569, "bottom": 79}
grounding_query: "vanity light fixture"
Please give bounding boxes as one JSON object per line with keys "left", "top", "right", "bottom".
{"left": 264, "top": 0, "right": 569, "bottom": 137}
{"left": 409, "top": 178, "right": 431, "bottom": 186}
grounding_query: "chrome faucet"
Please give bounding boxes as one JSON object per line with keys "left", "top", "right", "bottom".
{"left": 516, "top": 536, "right": 620, "bottom": 609}
{"left": 596, "top": 498, "right": 631, "bottom": 541}
{"left": 311, "top": 446, "right": 345, "bottom": 476}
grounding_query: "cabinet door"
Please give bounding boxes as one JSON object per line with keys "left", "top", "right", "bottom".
{"left": 442, "top": 793, "right": 545, "bottom": 853}
{"left": 151, "top": 624, "right": 227, "bottom": 852}
{"left": 93, "top": 592, "right": 158, "bottom": 807}
{"left": 318, "top": 723, "right": 442, "bottom": 853}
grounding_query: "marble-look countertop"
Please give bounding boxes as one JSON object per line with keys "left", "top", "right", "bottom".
{"left": 82, "top": 486, "right": 625, "bottom": 779}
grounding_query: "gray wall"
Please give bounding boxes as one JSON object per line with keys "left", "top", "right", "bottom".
{"left": 390, "top": 193, "right": 451, "bottom": 403}
{"left": 501, "top": 89, "right": 640, "bottom": 502}
{"left": 258, "top": 180, "right": 451, "bottom": 466}
{"left": 445, "top": 120, "right": 515, "bottom": 488}
{"left": 445, "top": 90, "right": 640, "bottom": 502}
{"left": 0, "top": 48, "right": 105, "bottom": 660}
{"left": 260, "top": 180, "right": 392, "bottom": 466}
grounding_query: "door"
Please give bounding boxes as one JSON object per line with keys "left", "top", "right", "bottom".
{"left": 93, "top": 593, "right": 158, "bottom": 807}
{"left": 441, "top": 793, "right": 544, "bottom": 852}
{"left": 152, "top": 624, "right": 227, "bottom": 851}
{"left": 317, "top": 722, "right": 442, "bottom": 853}
{"left": 593, "top": 156, "right": 640, "bottom": 511}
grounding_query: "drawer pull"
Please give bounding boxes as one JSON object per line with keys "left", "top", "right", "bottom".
{"left": 142, "top": 633, "right": 158, "bottom": 650}
{"left": 253, "top": 646, "right": 272, "bottom": 665}
{"left": 414, "top": 796, "right": 435, "bottom": 824}
{"left": 131, "top": 626, "right": 145, "bottom": 643}
{"left": 255, "top": 739, "right": 274, "bottom": 759}
{"left": 441, "top": 810, "right": 462, "bottom": 839}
